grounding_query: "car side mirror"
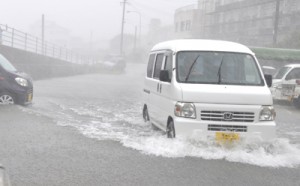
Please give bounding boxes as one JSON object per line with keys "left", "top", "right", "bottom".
{"left": 159, "top": 70, "right": 170, "bottom": 82}
{"left": 264, "top": 74, "right": 272, "bottom": 87}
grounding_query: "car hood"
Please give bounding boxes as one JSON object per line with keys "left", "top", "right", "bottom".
{"left": 179, "top": 84, "right": 273, "bottom": 105}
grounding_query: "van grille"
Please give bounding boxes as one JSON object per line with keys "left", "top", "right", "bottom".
{"left": 201, "top": 111, "right": 254, "bottom": 122}
{"left": 208, "top": 124, "right": 247, "bottom": 132}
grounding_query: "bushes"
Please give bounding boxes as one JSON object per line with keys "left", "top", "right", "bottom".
{"left": 250, "top": 47, "right": 300, "bottom": 61}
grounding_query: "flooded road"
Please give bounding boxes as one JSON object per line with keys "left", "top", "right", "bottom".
{"left": 0, "top": 64, "right": 300, "bottom": 186}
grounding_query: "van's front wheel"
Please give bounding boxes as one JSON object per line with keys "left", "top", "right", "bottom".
{"left": 167, "top": 120, "right": 175, "bottom": 138}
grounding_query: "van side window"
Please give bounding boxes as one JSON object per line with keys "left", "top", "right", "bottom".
{"left": 147, "top": 54, "right": 155, "bottom": 78}
{"left": 153, "top": 54, "right": 164, "bottom": 79}
{"left": 164, "top": 53, "right": 173, "bottom": 81}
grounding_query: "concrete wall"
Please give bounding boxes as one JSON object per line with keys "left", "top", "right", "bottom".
{"left": 0, "top": 45, "right": 94, "bottom": 80}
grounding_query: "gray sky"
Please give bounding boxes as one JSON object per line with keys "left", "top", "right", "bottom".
{"left": 0, "top": 0, "right": 197, "bottom": 41}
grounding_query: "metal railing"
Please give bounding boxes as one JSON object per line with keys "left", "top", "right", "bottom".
{"left": 0, "top": 24, "right": 95, "bottom": 64}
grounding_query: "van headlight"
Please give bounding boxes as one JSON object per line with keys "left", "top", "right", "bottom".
{"left": 259, "top": 106, "right": 276, "bottom": 121}
{"left": 175, "top": 102, "right": 196, "bottom": 119}
{"left": 15, "top": 77, "right": 28, "bottom": 87}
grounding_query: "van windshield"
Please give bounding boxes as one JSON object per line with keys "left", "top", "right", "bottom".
{"left": 0, "top": 54, "right": 17, "bottom": 72}
{"left": 273, "top": 66, "right": 291, "bottom": 79}
{"left": 176, "top": 51, "right": 263, "bottom": 86}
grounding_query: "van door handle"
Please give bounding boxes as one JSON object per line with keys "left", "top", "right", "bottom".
{"left": 160, "top": 84, "right": 162, "bottom": 93}
{"left": 157, "top": 83, "right": 160, "bottom": 92}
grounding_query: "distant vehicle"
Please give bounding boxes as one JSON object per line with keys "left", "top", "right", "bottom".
{"left": 143, "top": 39, "right": 276, "bottom": 142}
{"left": 271, "top": 64, "right": 300, "bottom": 108}
{"left": 0, "top": 53, "right": 33, "bottom": 105}
{"left": 262, "top": 66, "right": 276, "bottom": 76}
{"left": 100, "top": 54, "right": 126, "bottom": 73}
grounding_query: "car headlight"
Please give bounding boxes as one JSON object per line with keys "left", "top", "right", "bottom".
{"left": 15, "top": 77, "right": 28, "bottom": 87}
{"left": 259, "top": 106, "right": 276, "bottom": 121}
{"left": 174, "top": 102, "right": 196, "bottom": 119}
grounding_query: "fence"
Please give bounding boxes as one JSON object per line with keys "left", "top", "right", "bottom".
{"left": 0, "top": 24, "right": 95, "bottom": 64}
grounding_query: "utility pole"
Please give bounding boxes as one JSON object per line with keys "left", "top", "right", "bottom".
{"left": 90, "top": 30, "right": 93, "bottom": 56}
{"left": 127, "top": 11, "right": 142, "bottom": 47}
{"left": 134, "top": 25, "right": 137, "bottom": 51}
{"left": 42, "top": 14, "right": 45, "bottom": 55}
{"left": 120, "top": 0, "right": 127, "bottom": 56}
{"left": 273, "top": 0, "right": 280, "bottom": 47}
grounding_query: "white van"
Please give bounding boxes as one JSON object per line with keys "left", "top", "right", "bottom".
{"left": 143, "top": 40, "right": 276, "bottom": 142}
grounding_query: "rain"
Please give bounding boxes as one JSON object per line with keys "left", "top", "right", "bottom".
{"left": 1, "top": 0, "right": 300, "bottom": 186}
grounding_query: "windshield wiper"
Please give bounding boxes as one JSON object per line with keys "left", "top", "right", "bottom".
{"left": 217, "top": 55, "right": 224, "bottom": 84}
{"left": 185, "top": 55, "right": 202, "bottom": 82}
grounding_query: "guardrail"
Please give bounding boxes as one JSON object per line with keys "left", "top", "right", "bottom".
{"left": 0, "top": 24, "right": 95, "bottom": 64}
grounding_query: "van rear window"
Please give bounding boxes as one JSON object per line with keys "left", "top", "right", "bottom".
{"left": 153, "top": 54, "right": 164, "bottom": 79}
{"left": 147, "top": 54, "right": 155, "bottom": 78}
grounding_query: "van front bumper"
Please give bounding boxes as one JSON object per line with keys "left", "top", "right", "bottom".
{"left": 174, "top": 117, "right": 276, "bottom": 141}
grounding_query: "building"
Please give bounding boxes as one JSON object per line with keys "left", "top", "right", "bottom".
{"left": 174, "top": 0, "right": 300, "bottom": 47}
{"left": 174, "top": 4, "right": 199, "bottom": 38}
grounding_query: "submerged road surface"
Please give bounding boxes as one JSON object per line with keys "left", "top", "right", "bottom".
{"left": 0, "top": 64, "right": 300, "bottom": 186}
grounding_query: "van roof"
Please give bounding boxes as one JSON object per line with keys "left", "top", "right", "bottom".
{"left": 151, "top": 39, "right": 254, "bottom": 54}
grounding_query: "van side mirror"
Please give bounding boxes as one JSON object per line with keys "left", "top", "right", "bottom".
{"left": 264, "top": 74, "right": 272, "bottom": 87}
{"left": 159, "top": 70, "right": 170, "bottom": 82}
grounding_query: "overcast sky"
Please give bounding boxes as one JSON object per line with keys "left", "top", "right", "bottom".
{"left": 0, "top": 0, "right": 197, "bottom": 42}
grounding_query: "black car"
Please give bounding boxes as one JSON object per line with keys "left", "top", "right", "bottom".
{"left": 0, "top": 54, "right": 33, "bottom": 105}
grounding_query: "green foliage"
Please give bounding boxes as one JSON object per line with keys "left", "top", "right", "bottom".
{"left": 250, "top": 47, "right": 300, "bottom": 61}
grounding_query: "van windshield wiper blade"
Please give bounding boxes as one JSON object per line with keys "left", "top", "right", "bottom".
{"left": 217, "top": 55, "right": 224, "bottom": 84}
{"left": 185, "top": 55, "right": 202, "bottom": 82}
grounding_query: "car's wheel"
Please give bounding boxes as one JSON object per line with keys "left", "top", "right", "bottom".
{"left": 293, "top": 97, "right": 300, "bottom": 109}
{"left": 143, "top": 106, "right": 149, "bottom": 122}
{"left": 166, "top": 120, "right": 176, "bottom": 138}
{"left": 0, "top": 93, "right": 15, "bottom": 105}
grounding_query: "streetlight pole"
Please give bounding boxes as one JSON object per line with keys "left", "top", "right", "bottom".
{"left": 273, "top": 0, "right": 281, "bottom": 47}
{"left": 42, "top": 14, "right": 45, "bottom": 55}
{"left": 127, "top": 11, "right": 142, "bottom": 45}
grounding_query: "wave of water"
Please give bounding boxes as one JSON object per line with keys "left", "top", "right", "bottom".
{"left": 21, "top": 101, "right": 300, "bottom": 168}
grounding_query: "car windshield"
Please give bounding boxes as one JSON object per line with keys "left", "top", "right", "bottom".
{"left": 273, "top": 66, "right": 291, "bottom": 79}
{"left": 0, "top": 54, "right": 17, "bottom": 72}
{"left": 176, "top": 51, "right": 263, "bottom": 86}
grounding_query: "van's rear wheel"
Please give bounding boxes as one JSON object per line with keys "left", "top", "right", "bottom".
{"left": 0, "top": 93, "right": 15, "bottom": 105}
{"left": 167, "top": 120, "right": 175, "bottom": 138}
{"left": 143, "top": 106, "right": 149, "bottom": 122}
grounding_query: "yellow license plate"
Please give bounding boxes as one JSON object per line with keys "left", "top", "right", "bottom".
{"left": 28, "top": 93, "right": 33, "bottom": 102}
{"left": 215, "top": 132, "right": 240, "bottom": 142}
